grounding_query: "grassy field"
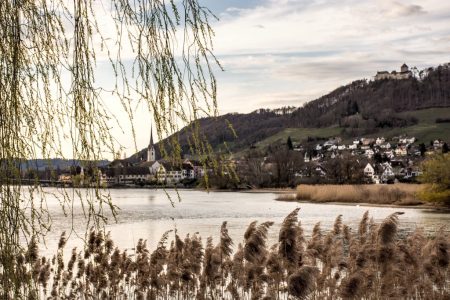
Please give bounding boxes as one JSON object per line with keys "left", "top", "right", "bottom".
{"left": 276, "top": 184, "right": 425, "bottom": 206}
{"left": 253, "top": 107, "right": 450, "bottom": 150}
{"left": 253, "top": 127, "right": 343, "bottom": 150}
{"left": 363, "top": 107, "right": 450, "bottom": 143}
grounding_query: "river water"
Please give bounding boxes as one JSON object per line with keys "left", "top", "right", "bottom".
{"left": 32, "top": 188, "right": 449, "bottom": 255}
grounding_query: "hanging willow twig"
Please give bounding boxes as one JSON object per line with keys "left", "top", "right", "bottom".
{"left": 0, "top": 0, "right": 220, "bottom": 297}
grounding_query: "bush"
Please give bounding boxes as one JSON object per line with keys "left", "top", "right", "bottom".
{"left": 419, "top": 154, "right": 450, "bottom": 205}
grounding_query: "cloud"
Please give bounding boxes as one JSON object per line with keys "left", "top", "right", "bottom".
{"left": 379, "top": 0, "right": 426, "bottom": 17}
{"left": 208, "top": 0, "right": 450, "bottom": 114}
{"left": 84, "top": 0, "right": 450, "bottom": 153}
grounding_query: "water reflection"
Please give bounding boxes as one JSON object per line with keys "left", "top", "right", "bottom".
{"left": 33, "top": 188, "right": 450, "bottom": 255}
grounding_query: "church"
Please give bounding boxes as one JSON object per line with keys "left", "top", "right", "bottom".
{"left": 101, "top": 126, "right": 206, "bottom": 186}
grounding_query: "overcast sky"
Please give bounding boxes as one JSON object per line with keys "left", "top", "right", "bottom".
{"left": 99, "top": 0, "right": 450, "bottom": 157}
{"left": 204, "top": 0, "right": 450, "bottom": 112}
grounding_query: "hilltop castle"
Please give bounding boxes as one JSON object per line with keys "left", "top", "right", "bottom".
{"left": 375, "top": 63, "right": 412, "bottom": 80}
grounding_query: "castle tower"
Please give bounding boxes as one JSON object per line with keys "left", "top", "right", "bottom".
{"left": 147, "top": 126, "right": 156, "bottom": 162}
{"left": 401, "top": 63, "right": 409, "bottom": 73}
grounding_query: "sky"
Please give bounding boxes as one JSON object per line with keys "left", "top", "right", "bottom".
{"left": 204, "top": 0, "right": 450, "bottom": 113}
{"left": 76, "top": 0, "right": 450, "bottom": 158}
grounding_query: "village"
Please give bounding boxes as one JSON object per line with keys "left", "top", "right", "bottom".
{"left": 52, "top": 126, "right": 449, "bottom": 188}
{"left": 89, "top": 135, "right": 448, "bottom": 188}
{"left": 293, "top": 136, "right": 447, "bottom": 184}
{"left": 228, "top": 134, "right": 449, "bottom": 188}
{"left": 56, "top": 130, "right": 210, "bottom": 187}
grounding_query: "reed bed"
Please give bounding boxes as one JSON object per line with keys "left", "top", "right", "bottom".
{"left": 3, "top": 209, "right": 448, "bottom": 299}
{"left": 295, "top": 184, "right": 423, "bottom": 205}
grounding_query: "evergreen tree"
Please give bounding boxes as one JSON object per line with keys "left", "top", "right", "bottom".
{"left": 419, "top": 143, "right": 427, "bottom": 156}
{"left": 374, "top": 152, "right": 383, "bottom": 164}
{"left": 443, "top": 142, "right": 449, "bottom": 154}
{"left": 287, "top": 136, "right": 294, "bottom": 150}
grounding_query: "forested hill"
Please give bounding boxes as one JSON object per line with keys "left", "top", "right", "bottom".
{"left": 130, "top": 63, "right": 450, "bottom": 160}
{"left": 290, "top": 64, "right": 450, "bottom": 127}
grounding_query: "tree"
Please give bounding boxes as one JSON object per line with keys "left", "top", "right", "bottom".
{"left": 419, "top": 154, "right": 450, "bottom": 205}
{"left": 239, "top": 150, "right": 270, "bottom": 187}
{"left": 287, "top": 136, "right": 294, "bottom": 150}
{"left": 419, "top": 143, "right": 427, "bottom": 156}
{"left": 442, "top": 142, "right": 449, "bottom": 154}
{"left": 0, "top": 0, "right": 219, "bottom": 296}
{"left": 324, "top": 154, "right": 365, "bottom": 184}
{"left": 373, "top": 152, "right": 383, "bottom": 164}
{"left": 269, "top": 146, "right": 302, "bottom": 187}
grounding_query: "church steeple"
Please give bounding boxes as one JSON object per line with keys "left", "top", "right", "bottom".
{"left": 147, "top": 125, "right": 156, "bottom": 162}
{"left": 149, "top": 125, "right": 154, "bottom": 147}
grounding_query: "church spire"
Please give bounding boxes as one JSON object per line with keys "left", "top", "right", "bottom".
{"left": 147, "top": 125, "right": 156, "bottom": 162}
{"left": 149, "top": 125, "right": 154, "bottom": 146}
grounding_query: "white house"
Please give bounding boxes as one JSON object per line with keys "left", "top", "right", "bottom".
{"left": 384, "top": 150, "right": 395, "bottom": 159}
{"left": 380, "top": 163, "right": 395, "bottom": 182}
{"left": 182, "top": 162, "right": 195, "bottom": 179}
{"left": 117, "top": 167, "right": 152, "bottom": 185}
{"left": 304, "top": 152, "right": 310, "bottom": 163}
{"left": 156, "top": 162, "right": 185, "bottom": 184}
{"left": 364, "top": 163, "right": 375, "bottom": 178}
{"left": 376, "top": 137, "right": 385, "bottom": 145}
{"left": 433, "top": 139, "right": 444, "bottom": 149}
{"left": 365, "top": 149, "right": 375, "bottom": 158}
{"left": 361, "top": 138, "right": 375, "bottom": 146}
{"left": 399, "top": 137, "right": 416, "bottom": 145}
{"left": 315, "top": 166, "right": 327, "bottom": 177}
{"left": 311, "top": 154, "right": 322, "bottom": 161}
{"left": 395, "top": 147, "right": 408, "bottom": 156}
{"left": 328, "top": 145, "right": 338, "bottom": 151}
{"left": 380, "top": 143, "right": 391, "bottom": 149}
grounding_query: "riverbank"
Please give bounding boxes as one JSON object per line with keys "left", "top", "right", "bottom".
{"left": 272, "top": 184, "right": 447, "bottom": 208}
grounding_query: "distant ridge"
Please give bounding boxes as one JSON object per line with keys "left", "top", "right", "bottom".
{"left": 19, "top": 159, "right": 110, "bottom": 171}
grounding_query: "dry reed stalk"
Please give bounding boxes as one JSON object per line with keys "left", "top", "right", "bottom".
{"left": 11, "top": 209, "right": 449, "bottom": 299}
{"left": 296, "top": 184, "right": 422, "bottom": 205}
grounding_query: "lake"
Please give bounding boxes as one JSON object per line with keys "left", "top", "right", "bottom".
{"left": 33, "top": 187, "right": 449, "bottom": 255}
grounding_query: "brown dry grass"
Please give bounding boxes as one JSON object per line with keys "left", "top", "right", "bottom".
{"left": 8, "top": 209, "right": 448, "bottom": 299}
{"left": 295, "top": 184, "right": 423, "bottom": 205}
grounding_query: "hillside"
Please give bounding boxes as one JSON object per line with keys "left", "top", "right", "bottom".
{"left": 251, "top": 107, "right": 450, "bottom": 152}
{"left": 131, "top": 63, "right": 450, "bottom": 160}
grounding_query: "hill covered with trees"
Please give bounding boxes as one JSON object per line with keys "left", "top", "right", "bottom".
{"left": 131, "top": 63, "right": 450, "bottom": 160}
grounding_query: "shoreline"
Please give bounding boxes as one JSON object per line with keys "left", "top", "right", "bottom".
{"left": 274, "top": 193, "right": 450, "bottom": 211}
{"left": 200, "top": 187, "right": 450, "bottom": 210}
{"left": 275, "top": 197, "right": 449, "bottom": 210}
{"left": 24, "top": 185, "right": 450, "bottom": 211}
